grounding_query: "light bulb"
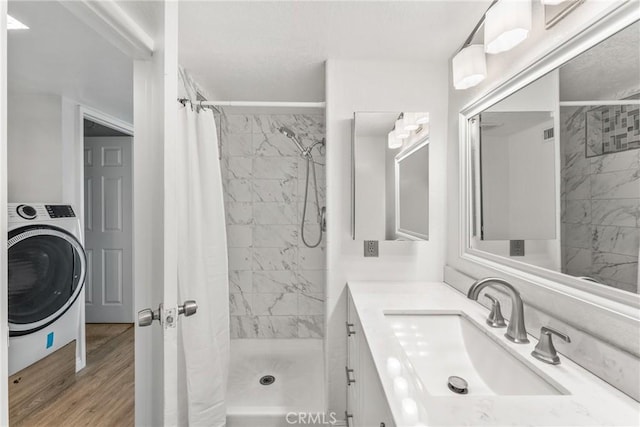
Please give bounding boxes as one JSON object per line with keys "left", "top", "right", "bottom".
{"left": 402, "top": 112, "right": 419, "bottom": 131}
{"left": 484, "top": 0, "right": 532, "bottom": 54}
{"left": 395, "top": 119, "right": 410, "bottom": 139}
{"left": 388, "top": 131, "right": 402, "bottom": 149}
{"left": 452, "top": 45, "right": 486, "bottom": 90}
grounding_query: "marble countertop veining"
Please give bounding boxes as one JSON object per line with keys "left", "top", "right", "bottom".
{"left": 348, "top": 281, "right": 640, "bottom": 427}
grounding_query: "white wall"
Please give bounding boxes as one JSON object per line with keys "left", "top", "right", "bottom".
{"left": 7, "top": 93, "right": 63, "bottom": 202}
{"left": 7, "top": 92, "right": 131, "bottom": 214}
{"left": 446, "top": 0, "right": 640, "bottom": 400}
{"left": 482, "top": 119, "right": 556, "bottom": 240}
{"left": 507, "top": 120, "right": 556, "bottom": 238}
{"left": 481, "top": 134, "right": 510, "bottom": 235}
{"left": 325, "top": 59, "right": 448, "bottom": 414}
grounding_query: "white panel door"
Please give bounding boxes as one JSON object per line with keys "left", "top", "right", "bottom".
{"left": 84, "top": 136, "right": 133, "bottom": 323}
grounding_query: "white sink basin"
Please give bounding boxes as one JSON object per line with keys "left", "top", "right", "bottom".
{"left": 385, "top": 312, "right": 568, "bottom": 396}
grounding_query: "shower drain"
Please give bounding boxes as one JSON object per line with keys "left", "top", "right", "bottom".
{"left": 259, "top": 375, "right": 276, "bottom": 386}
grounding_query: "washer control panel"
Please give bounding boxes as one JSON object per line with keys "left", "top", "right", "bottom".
{"left": 45, "top": 205, "right": 76, "bottom": 218}
{"left": 8, "top": 203, "right": 76, "bottom": 221}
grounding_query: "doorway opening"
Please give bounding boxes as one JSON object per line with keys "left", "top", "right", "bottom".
{"left": 8, "top": 116, "right": 135, "bottom": 425}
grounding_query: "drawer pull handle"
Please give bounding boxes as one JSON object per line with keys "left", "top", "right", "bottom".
{"left": 345, "top": 366, "right": 356, "bottom": 385}
{"left": 346, "top": 322, "right": 356, "bottom": 336}
{"left": 345, "top": 411, "right": 353, "bottom": 427}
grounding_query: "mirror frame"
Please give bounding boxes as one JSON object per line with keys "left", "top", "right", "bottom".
{"left": 395, "top": 137, "right": 430, "bottom": 241}
{"left": 458, "top": 2, "right": 640, "bottom": 315}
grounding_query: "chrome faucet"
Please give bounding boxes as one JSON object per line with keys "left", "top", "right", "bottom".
{"left": 467, "top": 277, "right": 529, "bottom": 343}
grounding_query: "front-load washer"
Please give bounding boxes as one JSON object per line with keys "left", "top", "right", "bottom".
{"left": 8, "top": 203, "right": 86, "bottom": 375}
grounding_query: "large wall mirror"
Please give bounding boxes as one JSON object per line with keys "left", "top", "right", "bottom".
{"left": 352, "top": 112, "right": 430, "bottom": 241}
{"left": 463, "top": 14, "right": 639, "bottom": 304}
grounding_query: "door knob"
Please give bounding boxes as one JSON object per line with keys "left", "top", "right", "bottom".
{"left": 179, "top": 300, "right": 197, "bottom": 317}
{"left": 138, "top": 305, "right": 161, "bottom": 327}
{"left": 138, "top": 301, "right": 197, "bottom": 327}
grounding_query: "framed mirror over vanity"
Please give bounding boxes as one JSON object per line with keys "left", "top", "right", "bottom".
{"left": 459, "top": 6, "right": 639, "bottom": 307}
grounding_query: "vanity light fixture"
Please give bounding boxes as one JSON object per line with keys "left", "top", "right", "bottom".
{"left": 7, "top": 15, "right": 29, "bottom": 30}
{"left": 452, "top": 45, "right": 487, "bottom": 90}
{"left": 484, "top": 0, "right": 532, "bottom": 54}
{"left": 388, "top": 130, "right": 403, "bottom": 149}
{"left": 395, "top": 118, "right": 410, "bottom": 139}
{"left": 402, "top": 112, "right": 419, "bottom": 132}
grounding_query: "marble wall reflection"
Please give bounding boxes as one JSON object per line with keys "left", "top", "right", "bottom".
{"left": 561, "top": 106, "right": 640, "bottom": 293}
{"left": 221, "top": 112, "right": 326, "bottom": 338}
{"left": 585, "top": 104, "right": 640, "bottom": 156}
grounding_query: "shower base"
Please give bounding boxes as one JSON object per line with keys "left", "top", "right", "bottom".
{"left": 226, "top": 339, "right": 326, "bottom": 427}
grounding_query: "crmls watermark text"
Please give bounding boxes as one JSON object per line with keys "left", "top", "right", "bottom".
{"left": 285, "top": 412, "right": 338, "bottom": 425}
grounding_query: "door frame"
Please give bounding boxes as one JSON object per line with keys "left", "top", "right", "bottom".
{"left": 1, "top": 2, "right": 172, "bottom": 425}
{"left": 1, "top": 4, "right": 10, "bottom": 425}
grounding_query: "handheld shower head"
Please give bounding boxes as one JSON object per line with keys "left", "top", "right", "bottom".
{"left": 279, "top": 126, "right": 296, "bottom": 139}
{"left": 279, "top": 126, "right": 307, "bottom": 156}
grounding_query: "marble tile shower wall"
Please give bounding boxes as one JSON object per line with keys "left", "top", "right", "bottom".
{"left": 220, "top": 113, "right": 326, "bottom": 338}
{"left": 560, "top": 106, "right": 640, "bottom": 293}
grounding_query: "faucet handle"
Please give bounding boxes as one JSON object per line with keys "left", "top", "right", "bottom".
{"left": 531, "top": 326, "right": 571, "bottom": 365}
{"left": 484, "top": 294, "right": 506, "bottom": 328}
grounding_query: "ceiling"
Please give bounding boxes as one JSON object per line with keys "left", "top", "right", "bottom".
{"left": 560, "top": 21, "right": 639, "bottom": 101}
{"left": 178, "top": 1, "right": 492, "bottom": 102}
{"left": 8, "top": 1, "right": 134, "bottom": 122}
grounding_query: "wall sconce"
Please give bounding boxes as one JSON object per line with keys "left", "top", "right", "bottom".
{"left": 452, "top": 45, "right": 487, "bottom": 90}
{"left": 388, "top": 112, "right": 429, "bottom": 149}
{"left": 451, "top": 0, "right": 533, "bottom": 90}
{"left": 402, "top": 112, "right": 419, "bottom": 132}
{"left": 484, "top": 0, "right": 532, "bottom": 54}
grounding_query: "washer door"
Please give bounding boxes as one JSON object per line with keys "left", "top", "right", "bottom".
{"left": 8, "top": 225, "right": 86, "bottom": 336}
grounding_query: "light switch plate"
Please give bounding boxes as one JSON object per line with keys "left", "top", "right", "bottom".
{"left": 364, "top": 240, "right": 379, "bottom": 257}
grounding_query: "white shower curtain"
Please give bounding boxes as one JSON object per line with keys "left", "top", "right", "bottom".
{"left": 176, "top": 101, "right": 229, "bottom": 426}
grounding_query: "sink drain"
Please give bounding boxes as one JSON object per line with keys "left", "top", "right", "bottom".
{"left": 259, "top": 375, "right": 276, "bottom": 386}
{"left": 447, "top": 376, "right": 468, "bottom": 394}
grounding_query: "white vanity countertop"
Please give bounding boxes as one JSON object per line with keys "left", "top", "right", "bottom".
{"left": 348, "top": 281, "right": 640, "bottom": 427}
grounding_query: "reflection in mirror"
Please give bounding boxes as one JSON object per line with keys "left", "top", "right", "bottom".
{"left": 470, "top": 21, "right": 639, "bottom": 294}
{"left": 396, "top": 140, "right": 429, "bottom": 240}
{"left": 353, "top": 112, "right": 429, "bottom": 241}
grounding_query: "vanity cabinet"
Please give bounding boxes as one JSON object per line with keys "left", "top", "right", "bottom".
{"left": 346, "top": 291, "right": 395, "bottom": 427}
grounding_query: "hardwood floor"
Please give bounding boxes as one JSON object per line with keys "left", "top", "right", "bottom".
{"left": 9, "top": 324, "right": 134, "bottom": 426}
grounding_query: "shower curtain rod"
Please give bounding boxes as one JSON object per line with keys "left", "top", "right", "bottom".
{"left": 199, "top": 100, "right": 326, "bottom": 108}
{"left": 559, "top": 100, "right": 640, "bottom": 106}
